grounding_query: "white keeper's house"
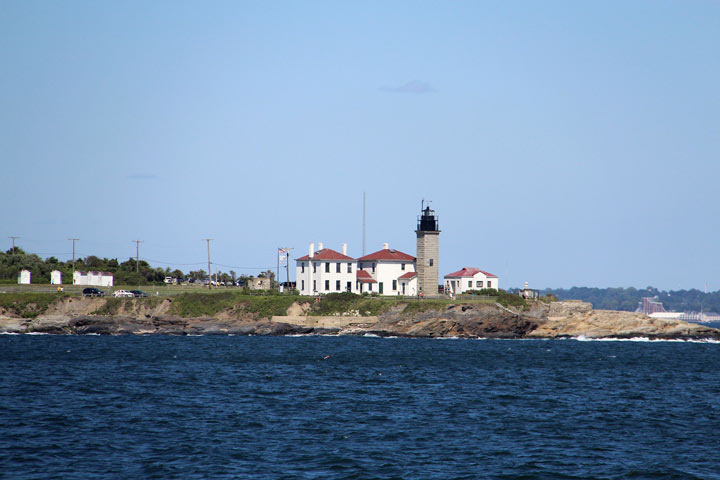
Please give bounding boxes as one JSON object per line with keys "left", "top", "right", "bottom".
{"left": 356, "top": 243, "right": 417, "bottom": 295}
{"left": 444, "top": 267, "right": 499, "bottom": 295}
{"left": 295, "top": 243, "right": 356, "bottom": 295}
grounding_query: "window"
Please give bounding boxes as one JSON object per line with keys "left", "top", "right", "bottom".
{"left": 336, "top": 280, "right": 340, "bottom": 291}
{"left": 372, "top": 263, "right": 376, "bottom": 273}
{"left": 346, "top": 282, "right": 351, "bottom": 292}
{"left": 301, "top": 263, "right": 305, "bottom": 273}
{"left": 313, "top": 280, "right": 316, "bottom": 292}
{"left": 347, "top": 263, "right": 352, "bottom": 273}
{"left": 401, "top": 263, "right": 405, "bottom": 270}
{"left": 359, "top": 262, "right": 364, "bottom": 269}
{"left": 336, "top": 263, "right": 340, "bottom": 273}
{"left": 367, "top": 283, "right": 372, "bottom": 292}
{"left": 325, "top": 280, "right": 330, "bottom": 291}
{"left": 487, "top": 281, "right": 492, "bottom": 288}
{"left": 477, "top": 281, "right": 483, "bottom": 288}
{"left": 429, "top": 259, "right": 434, "bottom": 266}
{"left": 325, "top": 262, "right": 330, "bottom": 273}
{"left": 301, "top": 280, "right": 305, "bottom": 290}
{"left": 313, "top": 263, "right": 317, "bottom": 273}
{"left": 468, "top": 281, "right": 472, "bottom": 288}
{"left": 392, "top": 280, "right": 397, "bottom": 291}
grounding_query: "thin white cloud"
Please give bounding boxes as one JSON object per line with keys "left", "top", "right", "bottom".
{"left": 380, "top": 80, "right": 436, "bottom": 94}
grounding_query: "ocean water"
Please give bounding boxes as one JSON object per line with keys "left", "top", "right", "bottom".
{"left": 2, "top": 335, "right": 720, "bottom": 480}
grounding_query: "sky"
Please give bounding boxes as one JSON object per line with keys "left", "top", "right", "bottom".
{"left": 1, "top": 1, "right": 719, "bottom": 290}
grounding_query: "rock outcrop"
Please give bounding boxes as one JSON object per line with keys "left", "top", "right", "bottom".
{"left": 0, "top": 299, "right": 718, "bottom": 340}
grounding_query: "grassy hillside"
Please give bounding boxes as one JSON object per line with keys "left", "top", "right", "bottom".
{"left": 0, "top": 290, "right": 524, "bottom": 320}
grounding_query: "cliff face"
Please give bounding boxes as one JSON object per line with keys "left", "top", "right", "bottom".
{"left": 0, "top": 298, "right": 718, "bottom": 340}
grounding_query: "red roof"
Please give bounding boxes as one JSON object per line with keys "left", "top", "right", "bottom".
{"left": 357, "top": 248, "right": 415, "bottom": 262}
{"left": 444, "top": 267, "right": 497, "bottom": 279}
{"left": 296, "top": 248, "right": 355, "bottom": 261}
{"left": 356, "top": 269, "right": 377, "bottom": 283}
{"left": 398, "top": 271, "right": 417, "bottom": 279}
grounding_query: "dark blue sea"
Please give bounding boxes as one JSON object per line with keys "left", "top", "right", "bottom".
{"left": 2, "top": 335, "right": 720, "bottom": 480}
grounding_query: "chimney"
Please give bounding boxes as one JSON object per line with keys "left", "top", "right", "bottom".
{"left": 318, "top": 242, "right": 324, "bottom": 251}
{"left": 309, "top": 242, "right": 315, "bottom": 259}
{"left": 383, "top": 242, "right": 389, "bottom": 250}
{"left": 342, "top": 243, "right": 347, "bottom": 256}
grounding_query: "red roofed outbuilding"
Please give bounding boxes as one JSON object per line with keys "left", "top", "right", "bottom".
{"left": 444, "top": 267, "right": 499, "bottom": 294}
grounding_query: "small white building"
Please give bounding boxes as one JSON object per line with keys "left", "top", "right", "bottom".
{"left": 444, "top": 267, "right": 499, "bottom": 295}
{"left": 73, "top": 271, "right": 114, "bottom": 287}
{"left": 398, "top": 271, "right": 418, "bottom": 296}
{"left": 296, "top": 243, "right": 356, "bottom": 295}
{"left": 356, "top": 243, "right": 416, "bottom": 295}
{"left": 51, "top": 270, "right": 62, "bottom": 285}
{"left": 247, "top": 277, "right": 271, "bottom": 290}
{"left": 18, "top": 269, "right": 31, "bottom": 285}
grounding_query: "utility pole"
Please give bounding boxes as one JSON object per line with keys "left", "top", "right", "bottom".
{"left": 286, "top": 248, "right": 293, "bottom": 290}
{"left": 203, "top": 239, "right": 213, "bottom": 288}
{"left": 69, "top": 238, "right": 79, "bottom": 277}
{"left": 8, "top": 236, "right": 19, "bottom": 253}
{"left": 132, "top": 240, "right": 143, "bottom": 272}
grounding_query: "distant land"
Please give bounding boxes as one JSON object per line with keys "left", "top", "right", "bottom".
{"left": 542, "top": 287, "right": 720, "bottom": 315}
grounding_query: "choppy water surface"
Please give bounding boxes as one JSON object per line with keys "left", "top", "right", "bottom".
{"left": 2, "top": 335, "right": 720, "bottom": 479}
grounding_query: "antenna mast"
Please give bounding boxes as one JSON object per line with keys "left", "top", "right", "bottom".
{"left": 362, "top": 192, "right": 366, "bottom": 256}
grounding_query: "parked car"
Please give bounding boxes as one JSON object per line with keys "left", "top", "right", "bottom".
{"left": 113, "top": 290, "right": 134, "bottom": 298}
{"left": 129, "top": 290, "right": 148, "bottom": 298}
{"left": 82, "top": 287, "right": 105, "bottom": 297}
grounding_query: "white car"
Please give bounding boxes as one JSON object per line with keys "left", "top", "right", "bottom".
{"left": 113, "top": 290, "right": 134, "bottom": 298}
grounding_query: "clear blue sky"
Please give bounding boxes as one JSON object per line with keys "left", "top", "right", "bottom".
{"left": 2, "top": 1, "right": 719, "bottom": 290}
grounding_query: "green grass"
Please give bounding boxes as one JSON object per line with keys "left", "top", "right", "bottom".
{"left": 401, "top": 299, "right": 451, "bottom": 314}
{"left": 168, "top": 291, "right": 301, "bottom": 319}
{"left": 0, "top": 292, "right": 69, "bottom": 318}
{"left": 90, "top": 295, "right": 166, "bottom": 315}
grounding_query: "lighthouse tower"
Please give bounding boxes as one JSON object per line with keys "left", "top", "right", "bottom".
{"left": 415, "top": 201, "right": 440, "bottom": 296}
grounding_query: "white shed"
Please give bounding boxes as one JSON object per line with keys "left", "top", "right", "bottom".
{"left": 51, "top": 270, "right": 62, "bottom": 285}
{"left": 444, "top": 267, "right": 499, "bottom": 295}
{"left": 18, "top": 269, "right": 31, "bottom": 285}
{"left": 73, "top": 271, "right": 114, "bottom": 287}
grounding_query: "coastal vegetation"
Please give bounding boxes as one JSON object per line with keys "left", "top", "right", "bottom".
{"left": 0, "top": 292, "right": 70, "bottom": 318}
{"left": 168, "top": 291, "right": 298, "bottom": 318}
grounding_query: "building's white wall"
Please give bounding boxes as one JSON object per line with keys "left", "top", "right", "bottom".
{"left": 444, "top": 272, "right": 499, "bottom": 294}
{"left": 73, "top": 271, "right": 113, "bottom": 287}
{"left": 18, "top": 270, "right": 31, "bottom": 285}
{"left": 296, "top": 259, "right": 356, "bottom": 295}
{"left": 399, "top": 277, "right": 417, "bottom": 296}
{"left": 357, "top": 260, "right": 416, "bottom": 296}
{"left": 50, "top": 270, "right": 62, "bottom": 285}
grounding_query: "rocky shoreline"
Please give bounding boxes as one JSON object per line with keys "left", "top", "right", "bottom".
{"left": 1, "top": 297, "right": 718, "bottom": 341}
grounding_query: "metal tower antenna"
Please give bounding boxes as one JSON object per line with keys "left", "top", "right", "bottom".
{"left": 362, "top": 192, "right": 366, "bottom": 256}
